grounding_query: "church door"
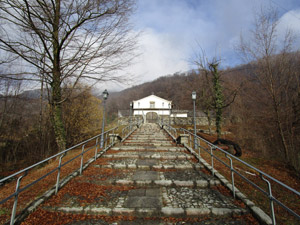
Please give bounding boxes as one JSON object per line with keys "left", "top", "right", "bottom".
{"left": 146, "top": 112, "right": 158, "bottom": 123}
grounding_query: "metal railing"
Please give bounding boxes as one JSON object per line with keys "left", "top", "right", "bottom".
{"left": 158, "top": 122, "right": 177, "bottom": 141}
{"left": 0, "top": 124, "right": 138, "bottom": 225}
{"left": 176, "top": 127, "right": 300, "bottom": 225}
{"left": 121, "top": 119, "right": 143, "bottom": 141}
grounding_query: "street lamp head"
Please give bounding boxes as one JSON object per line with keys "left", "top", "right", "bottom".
{"left": 192, "top": 91, "right": 196, "bottom": 100}
{"left": 103, "top": 89, "right": 109, "bottom": 100}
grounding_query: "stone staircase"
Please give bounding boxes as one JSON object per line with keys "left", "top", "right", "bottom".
{"left": 23, "top": 123, "right": 258, "bottom": 225}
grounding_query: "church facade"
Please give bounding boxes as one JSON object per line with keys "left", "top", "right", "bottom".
{"left": 132, "top": 94, "right": 188, "bottom": 123}
{"left": 132, "top": 95, "right": 171, "bottom": 123}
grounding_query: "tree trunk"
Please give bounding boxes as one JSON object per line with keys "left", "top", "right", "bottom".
{"left": 50, "top": 0, "right": 66, "bottom": 152}
{"left": 204, "top": 110, "right": 212, "bottom": 135}
{"left": 51, "top": 85, "right": 66, "bottom": 152}
{"left": 274, "top": 103, "right": 289, "bottom": 161}
{"left": 216, "top": 107, "right": 223, "bottom": 139}
{"left": 210, "top": 63, "right": 223, "bottom": 139}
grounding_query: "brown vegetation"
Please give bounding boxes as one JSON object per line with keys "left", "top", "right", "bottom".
{"left": 0, "top": 86, "right": 102, "bottom": 172}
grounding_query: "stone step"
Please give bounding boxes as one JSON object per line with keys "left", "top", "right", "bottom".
{"left": 102, "top": 153, "right": 194, "bottom": 160}
{"left": 129, "top": 136, "right": 168, "bottom": 139}
{"left": 123, "top": 141, "right": 173, "bottom": 145}
{"left": 89, "top": 167, "right": 217, "bottom": 185}
{"left": 129, "top": 133, "right": 167, "bottom": 136}
{"left": 53, "top": 206, "right": 246, "bottom": 218}
{"left": 45, "top": 178, "right": 246, "bottom": 217}
{"left": 111, "top": 146, "right": 186, "bottom": 152}
{"left": 122, "top": 142, "right": 175, "bottom": 147}
{"left": 94, "top": 158, "right": 201, "bottom": 169}
{"left": 112, "top": 179, "right": 220, "bottom": 187}
{"left": 125, "top": 138, "right": 172, "bottom": 142}
{"left": 126, "top": 138, "right": 171, "bottom": 142}
{"left": 94, "top": 163, "right": 202, "bottom": 170}
{"left": 129, "top": 133, "right": 167, "bottom": 135}
{"left": 130, "top": 133, "right": 166, "bottom": 136}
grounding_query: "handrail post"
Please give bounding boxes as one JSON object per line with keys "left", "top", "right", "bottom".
{"left": 261, "top": 175, "right": 276, "bottom": 225}
{"left": 104, "top": 133, "right": 107, "bottom": 149}
{"left": 56, "top": 153, "right": 66, "bottom": 194}
{"left": 193, "top": 135, "right": 197, "bottom": 150}
{"left": 226, "top": 154, "right": 235, "bottom": 198}
{"left": 210, "top": 146, "right": 214, "bottom": 176}
{"left": 80, "top": 144, "right": 85, "bottom": 175}
{"left": 198, "top": 139, "right": 201, "bottom": 156}
{"left": 94, "top": 137, "right": 99, "bottom": 160}
{"left": 10, "top": 171, "right": 28, "bottom": 225}
{"left": 110, "top": 132, "right": 114, "bottom": 146}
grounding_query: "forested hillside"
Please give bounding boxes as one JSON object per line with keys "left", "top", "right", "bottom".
{"left": 107, "top": 71, "right": 202, "bottom": 113}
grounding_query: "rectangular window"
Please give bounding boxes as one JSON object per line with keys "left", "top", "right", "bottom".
{"left": 150, "top": 101, "right": 155, "bottom": 108}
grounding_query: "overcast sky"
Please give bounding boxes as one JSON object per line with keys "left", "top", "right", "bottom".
{"left": 105, "top": 0, "right": 300, "bottom": 91}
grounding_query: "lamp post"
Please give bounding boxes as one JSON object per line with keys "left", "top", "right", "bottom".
{"left": 168, "top": 102, "right": 171, "bottom": 126}
{"left": 130, "top": 102, "right": 133, "bottom": 130}
{"left": 192, "top": 91, "right": 197, "bottom": 149}
{"left": 100, "top": 89, "right": 109, "bottom": 148}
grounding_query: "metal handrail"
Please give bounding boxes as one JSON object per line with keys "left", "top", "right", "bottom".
{"left": 1, "top": 126, "right": 114, "bottom": 184}
{"left": 179, "top": 128, "right": 300, "bottom": 224}
{"left": 121, "top": 123, "right": 138, "bottom": 140}
{"left": 0, "top": 124, "right": 138, "bottom": 225}
{"left": 121, "top": 121, "right": 141, "bottom": 141}
{"left": 160, "top": 122, "right": 177, "bottom": 141}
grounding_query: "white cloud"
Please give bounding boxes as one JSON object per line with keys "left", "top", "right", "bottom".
{"left": 101, "top": 0, "right": 300, "bottom": 91}
{"left": 278, "top": 9, "right": 300, "bottom": 48}
{"left": 130, "top": 0, "right": 260, "bottom": 74}
{"left": 128, "top": 28, "right": 190, "bottom": 83}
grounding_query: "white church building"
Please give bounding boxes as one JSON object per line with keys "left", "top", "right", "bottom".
{"left": 133, "top": 94, "right": 171, "bottom": 115}
{"left": 132, "top": 94, "right": 187, "bottom": 123}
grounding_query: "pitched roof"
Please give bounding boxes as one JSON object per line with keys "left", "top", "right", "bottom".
{"left": 133, "top": 94, "right": 171, "bottom": 103}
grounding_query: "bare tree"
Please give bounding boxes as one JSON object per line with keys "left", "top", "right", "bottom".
{"left": 0, "top": 0, "right": 137, "bottom": 151}
{"left": 193, "top": 50, "right": 237, "bottom": 138}
{"left": 238, "top": 7, "right": 300, "bottom": 170}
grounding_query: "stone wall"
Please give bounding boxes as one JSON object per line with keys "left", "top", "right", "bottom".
{"left": 118, "top": 115, "right": 213, "bottom": 126}
{"left": 118, "top": 116, "right": 143, "bottom": 126}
